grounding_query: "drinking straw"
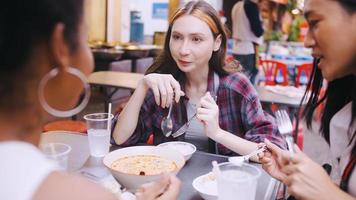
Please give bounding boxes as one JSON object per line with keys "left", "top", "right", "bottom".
{"left": 49, "top": 143, "right": 56, "bottom": 157}
{"left": 212, "top": 160, "right": 221, "bottom": 177}
{"left": 107, "top": 103, "right": 112, "bottom": 131}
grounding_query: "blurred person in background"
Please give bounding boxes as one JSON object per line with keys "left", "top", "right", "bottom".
{"left": 259, "top": 0, "right": 356, "bottom": 199}
{"left": 231, "top": 0, "right": 264, "bottom": 85}
{"left": 112, "top": 0, "right": 285, "bottom": 159}
{"left": 0, "top": 0, "right": 180, "bottom": 199}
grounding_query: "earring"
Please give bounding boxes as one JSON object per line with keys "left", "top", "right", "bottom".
{"left": 38, "top": 67, "right": 91, "bottom": 117}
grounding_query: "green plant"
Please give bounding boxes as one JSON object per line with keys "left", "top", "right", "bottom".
{"left": 288, "top": 15, "right": 304, "bottom": 41}
{"left": 264, "top": 30, "right": 283, "bottom": 41}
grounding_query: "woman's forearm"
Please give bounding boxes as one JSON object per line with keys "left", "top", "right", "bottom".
{"left": 322, "top": 184, "right": 356, "bottom": 200}
{"left": 211, "top": 128, "right": 260, "bottom": 162}
{"left": 112, "top": 81, "right": 148, "bottom": 144}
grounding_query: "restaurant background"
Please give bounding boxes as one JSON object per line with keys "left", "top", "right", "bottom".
{"left": 86, "top": 0, "right": 223, "bottom": 44}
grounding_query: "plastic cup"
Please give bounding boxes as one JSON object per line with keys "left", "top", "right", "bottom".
{"left": 84, "top": 113, "right": 114, "bottom": 157}
{"left": 217, "top": 162, "right": 261, "bottom": 200}
{"left": 41, "top": 142, "right": 71, "bottom": 170}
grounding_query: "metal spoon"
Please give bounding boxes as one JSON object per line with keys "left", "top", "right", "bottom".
{"left": 228, "top": 145, "right": 267, "bottom": 166}
{"left": 161, "top": 103, "right": 173, "bottom": 137}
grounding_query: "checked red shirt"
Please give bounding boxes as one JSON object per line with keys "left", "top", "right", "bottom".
{"left": 112, "top": 69, "right": 286, "bottom": 155}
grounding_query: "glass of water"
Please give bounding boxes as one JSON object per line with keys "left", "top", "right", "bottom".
{"left": 217, "top": 162, "right": 261, "bottom": 200}
{"left": 84, "top": 113, "right": 114, "bottom": 157}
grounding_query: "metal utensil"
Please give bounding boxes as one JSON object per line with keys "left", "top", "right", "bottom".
{"left": 229, "top": 145, "right": 267, "bottom": 165}
{"left": 171, "top": 91, "right": 217, "bottom": 138}
{"left": 161, "top": 103, "right": 173, "bottom": 137}
{"left": 275, "top": 109, "right": 294, "bottom": 153}
{"left": 171, "top": 113, "right": 197, "bottom": 138}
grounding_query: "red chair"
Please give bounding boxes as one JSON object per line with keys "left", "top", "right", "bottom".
{"left": 258, "top": 60, "right": 288, "bottom": 86}
{"left": 294, "top": 120, "right": 304, "bottom": 150}
{"left": 296, "top": 63, "right": 312, "bottom": 87}
{"left": 315, "top": 88, "right": 326, "bottom": 121}
{"left": 225, "top": 55, "right": 235, "bottom": 64}
{"left": 43, "top": 120, "right": 87, "bottom": 133}
{"left": 297, "top": 131, "right": 304, "bottom": 150}
{"left": 146, "top": 134, "right": 154, "bottom": 145}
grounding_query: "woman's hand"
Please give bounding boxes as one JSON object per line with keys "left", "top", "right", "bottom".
{"left": 279, "top": 145, "right": 338, "bottom": 200}
{"left": 258, "top": 139, "right": 287, "bottom": 181}
{"left": 135, "top": 174, "right": 181, "bottom": 200}
{"left": 197, "top": 92, "right": 221, "bottom": 139}
{"left": 141, "top": 73, "right": 184, "bottom": 108}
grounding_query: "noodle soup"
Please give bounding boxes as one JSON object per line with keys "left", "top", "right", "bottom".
{"left": 103, "top": 146, "right": 185, "bottom": 190}
{"left": 111, "top": 155, "right": 177, "bottom": 176}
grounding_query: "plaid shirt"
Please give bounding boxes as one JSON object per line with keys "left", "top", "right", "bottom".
{"left": 112, "top": 69, "right": 286, "bottom": 155}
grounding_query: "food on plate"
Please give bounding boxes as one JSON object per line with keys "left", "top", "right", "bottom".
{"left": 110, "top": 155, "right": 177, "bottom": 176}
{"left": 192, "top": 172, "right": 218, "bottom": 200}
{"left": 199, "top": 172, "right": 217, "bottom": 193}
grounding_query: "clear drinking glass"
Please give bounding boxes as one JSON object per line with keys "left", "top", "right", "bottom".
{"left": 84, "top": 113, "right": 114, "bottom": 157}
{"left": 217, "top": 162, "right": 261, "bottom": 200}
{"left": 41, "top": 142, "right": 72, "bottom": 170}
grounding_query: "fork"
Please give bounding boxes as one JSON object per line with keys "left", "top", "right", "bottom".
{"left": 275, "top": 109, "right": 294, "bottom": 153}
{"left": 171, "top": 93, "right": 217, "bottom": 138}
{"left": 171, "top": 113, "right": 196, "bottom": 138}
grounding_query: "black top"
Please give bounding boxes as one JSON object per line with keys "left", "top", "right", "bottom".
{"left": 244, "top": 0, "right": 264, "bottom": 37}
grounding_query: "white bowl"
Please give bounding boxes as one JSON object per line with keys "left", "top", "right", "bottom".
{"left": 192, "top": 172, "right": 218, "bottom": 200}
{"left": 157, "top": 141, "right": 196, "bottom": 161}
{"left": 103, "top": 146, "right": 185, "bottom": 191}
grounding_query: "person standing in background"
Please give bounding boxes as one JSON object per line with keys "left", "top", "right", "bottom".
{"left": 231, "top": 0, "right": 264, "bottom": 85}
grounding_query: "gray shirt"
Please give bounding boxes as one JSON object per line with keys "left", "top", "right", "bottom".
{"left": 184, "top": 101, "right": 209, "bottom": 152}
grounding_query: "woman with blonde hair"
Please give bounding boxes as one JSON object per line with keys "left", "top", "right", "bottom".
{"left": 113, "top": 0, "right": 285, "bottom": 158}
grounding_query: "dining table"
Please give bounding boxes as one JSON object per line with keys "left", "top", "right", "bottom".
{"left": 255, "top": 85, "right": 307, "bottom": 143}
{"left": 40, "top": 131, "right": 280, "bottom": 200}
{"left": 255, "top": 85, "right": 306, "bottom": 108}
{"left": 88, "top": 71, "right": 144, "bottom": 111}
{"left": 121, "top": 45, "right": 162, "bottom": 72}
{"left": 255, "top": 84, "right": 308, "bottom": 122}
{"left": 88, "top": 71, "right": 144, "bottom": 90}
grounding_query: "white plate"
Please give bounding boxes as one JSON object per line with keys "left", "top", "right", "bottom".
{"left": 192, "top": 172, "right": 218, "bottom": 200}
{"left": 157, "top": 141, "right": 196, "bottom": 161}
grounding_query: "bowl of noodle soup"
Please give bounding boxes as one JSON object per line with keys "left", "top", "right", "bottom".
{"left": 103, "top": 146, "right": 185, "bottom": 190}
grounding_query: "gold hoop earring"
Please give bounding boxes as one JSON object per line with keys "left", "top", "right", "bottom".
{"left": 38, "top": 67, "right": 91, "bottom": 117}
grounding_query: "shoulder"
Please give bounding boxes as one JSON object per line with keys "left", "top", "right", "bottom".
{"left": 219, "top": 72, "right": 257, "bottom": 101}
{"left": 0, "top": 142, "right": 60, "bottom": 200}
{"left": 244, "top": 0, "right": 259, "bottom": 13}
{"left": 244, "top": 0, "right": 257, "bottom": 7}
{"left": 32, "top": 172, "right": 118, "bottom": 200}
{"left": 0, "top": 143, "right": 117, "bottom": 200}
{"left": 232, "top": 1, "right": 243, "bottom": 13}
